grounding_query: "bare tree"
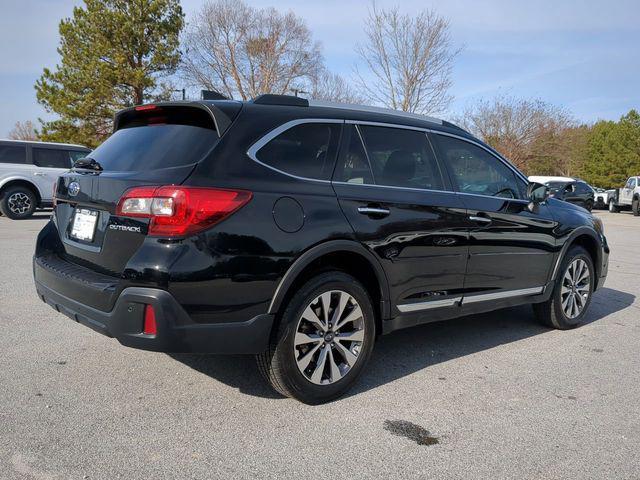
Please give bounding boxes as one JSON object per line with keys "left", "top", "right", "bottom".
{"left": 355, "top": 3, "right": 459, "bottom": 115}
{"left": 181, "top": 0, "right": 323, "bottom": 100}
{"left": 308, "top": 70, "right": 366, "bottom": 104}
{"left": 457, "top": 95, "right": 574, "bottom": 172}
{"left": 8, "top": 121, "right": 38, "bottom": 141}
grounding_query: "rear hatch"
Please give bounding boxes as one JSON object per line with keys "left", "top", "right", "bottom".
{"left": 53, "top": 102, "right": 240, "bottom": 276}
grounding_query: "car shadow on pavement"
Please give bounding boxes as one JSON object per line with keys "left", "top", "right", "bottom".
{"left": 169, "top": 287, "right": 635, "bottom": 401}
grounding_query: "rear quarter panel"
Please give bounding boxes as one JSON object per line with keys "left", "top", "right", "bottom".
{"left": 156, "top": 106, "right": 357, "bottom": 324}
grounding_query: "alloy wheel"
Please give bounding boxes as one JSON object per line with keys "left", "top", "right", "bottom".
{"left": 293, "top": 290, "right": 365, "bottom": 385}
{"left": 561, "top": 258, "right": 591, "bottom": 319}
{"left": 7, "top": 192, "right": 31, "bottom": 215}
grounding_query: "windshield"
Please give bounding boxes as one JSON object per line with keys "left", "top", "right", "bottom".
{"left": 88, "top": 124, "right": 219, "bottom": 172}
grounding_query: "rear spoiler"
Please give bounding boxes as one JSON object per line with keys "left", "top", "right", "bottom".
{"left": 113, "top": 101, "right": 242, "bottom": 136}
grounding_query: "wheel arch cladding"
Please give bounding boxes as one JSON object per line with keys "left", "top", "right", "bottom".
{"left": 268, "top": 241, "right": 390, "bottom": 335}
{"left": 569, "top": 233, "right": 600, "bottom": 288}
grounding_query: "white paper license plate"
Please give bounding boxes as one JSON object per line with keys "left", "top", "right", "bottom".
{"left": 70, "top": 209, "right": 99, "bottom": 242}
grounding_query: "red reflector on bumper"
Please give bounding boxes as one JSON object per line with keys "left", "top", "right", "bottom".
{"left": 143, "top": 305, "right": 157, "bottom": 335}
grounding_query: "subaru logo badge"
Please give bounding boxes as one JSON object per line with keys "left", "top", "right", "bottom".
{"left": 68, "top": 181, "right": 80, "bottom": 197}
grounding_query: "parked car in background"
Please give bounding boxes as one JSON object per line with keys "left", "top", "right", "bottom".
{"left": 593, "top": 188, "right": 610, "bottom": 209}
{"left": 606, "top": 176, "right": 640, "bottom": 215}
{"left": 0, "top": 140, "right": 91, "bottom": 219}
{"left": 528, "top": 176, "right": 595, "bottom": 211}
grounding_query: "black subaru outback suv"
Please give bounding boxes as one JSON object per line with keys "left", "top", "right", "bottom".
{"left": 34, "top": 95, "right": 609, "bottom": 403}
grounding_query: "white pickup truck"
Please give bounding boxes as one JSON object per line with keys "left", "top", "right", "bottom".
{"left": 607, "top": 176, "right": 640, "bottom": 215}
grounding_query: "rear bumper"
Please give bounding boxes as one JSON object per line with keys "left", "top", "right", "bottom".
{"left": 34, "top": 257, "right": 274, "bottom": 354}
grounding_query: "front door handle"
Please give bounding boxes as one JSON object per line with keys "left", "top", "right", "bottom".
{"left": 469, "top": 215, "right": 492, "bottom": 224}
{"left": 358, "top": 206, "right": 390, "bottom": 217}
{"left": 34, "top": 172, "right": 46, "bottom": 176}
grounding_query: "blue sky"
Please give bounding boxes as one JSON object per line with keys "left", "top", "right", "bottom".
{"left": 1, "top": 0, "right": 639, "bottom": 136}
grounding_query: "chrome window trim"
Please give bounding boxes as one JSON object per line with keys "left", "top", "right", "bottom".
{"left": 245, "top": 117, "right": 530, "bottom": 201}
{"left": 332, "top": 180, "right": 457, "bottom": 196}
{"left": 246, "top": 118, "right": 344, "bottom": 184}
{"left": 455, "top": 191, "right": 530, "bottom": 204}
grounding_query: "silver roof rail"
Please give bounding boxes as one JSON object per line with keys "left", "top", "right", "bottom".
{"left": 307, "top": 100, "right": 443, "bottom": 125}
{"left": 0, "top": 138, "right": 89, "bottom": 148}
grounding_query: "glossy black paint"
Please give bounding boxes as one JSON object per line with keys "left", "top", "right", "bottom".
{"left": 457, "top": 195, "right": 557, "bottom": 294}
{"left": 34, "top": 99, "right": 609, "bottom": 354}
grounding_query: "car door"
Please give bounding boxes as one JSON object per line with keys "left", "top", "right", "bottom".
{"left": 575, "top": 182, "right": 594, "bottom": 208}
{"left": 32, "top": 147, "right": 75, "bottom": 201}
{"left": 561, "top": 181, "right": 581, "bottom": 206}
{"left": 431, "top": 133, "right": 557, "bottom": 300}
{"left": 332, "top": 123, "right": 470, "bottom": 319}
{"left": 621, "top": 177, "right": 636, "bottom": 204}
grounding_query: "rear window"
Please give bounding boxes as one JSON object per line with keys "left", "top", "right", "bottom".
{"left": 254, "top": 122, "right": 341, "bottom": 180}
{"left": 89, "top": 106, "right": 219, "bottom": 172}
{"left": 0, "top": 145, "right": 27, "bottom": 164}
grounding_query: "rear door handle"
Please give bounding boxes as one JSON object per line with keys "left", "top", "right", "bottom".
{"left": 358, "top": 206, "right": 390, "bottom": 217}
{"left": 34, "top": 172, "right": 46, "bottom": 176}
{"left": 469, "top": 215, "right": 492, "bottom": 224}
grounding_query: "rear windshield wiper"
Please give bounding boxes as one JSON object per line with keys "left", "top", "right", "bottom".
{"left": 73, "top": 157, "right": 103, "bottom": 171}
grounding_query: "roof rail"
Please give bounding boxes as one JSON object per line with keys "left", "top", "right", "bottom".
{"left": 0, "top": 138, "right": 89, "bottom": 148}
{"left": 307, "top": 100, "right": 443, "bottom": 125}
{"left": 253, "top": 94, "right": 309, "bottom": 107}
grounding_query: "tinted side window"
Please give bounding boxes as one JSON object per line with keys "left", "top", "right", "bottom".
{"left": 435, "top": 135, "right": 523, "bottom": 199}
{"left": 335, "top": 125, "right": 374, "bottom": 185}
{"left": 255, "top": 123, "right": 341, "bottom": 180}
{"left": 33, "top": 148, "right": 72, "bottom": 169}
{"left": 358, "top": 126, "right": 444, "bottom": 190}
{"left": 577, "top": 182, "right": 590, "bottom": 194}
{"left": 0, "top": 145, "right": 27, "bottom": 164}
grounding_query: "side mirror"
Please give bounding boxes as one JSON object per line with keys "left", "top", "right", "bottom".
{"left": 527, "top": 182, "right": 549, "bottom": 204}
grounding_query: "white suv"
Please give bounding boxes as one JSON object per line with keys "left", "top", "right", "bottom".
{"left": 607, "top": 176, "right": 640, "bottom": 215}
{"left": 0, "top": 140, "right": 90, "bottom": 219}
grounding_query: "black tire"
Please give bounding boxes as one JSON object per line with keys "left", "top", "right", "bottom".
{"left": 585, "top": 199, "right": 593, "bottom": 212}
{"left": 257, "top": 271, "right": 376, "bottom": 404}
{"left": 608, "top": 199, "right": 619, "bottom": 213}
{"left": 0, "top": 186, "right": 37, "bottom": 219}
{"left": 533, "top": 246, "right": 594, "bottom": 329}
{"left": 633, "top": 197, "right": 639, "bottom": 216}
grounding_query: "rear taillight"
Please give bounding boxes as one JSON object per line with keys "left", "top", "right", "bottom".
{"left": 116, "top": 186, "right": 252, "bottom": 237}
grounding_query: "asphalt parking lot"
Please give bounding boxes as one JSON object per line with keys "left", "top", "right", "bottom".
{"left": 1, "top": 210, "right": 638, "bottom": 479}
